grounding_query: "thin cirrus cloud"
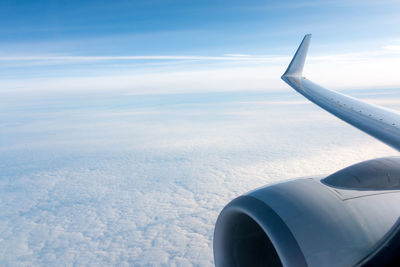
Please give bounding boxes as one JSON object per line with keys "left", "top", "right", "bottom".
{"left": 382, "top": 45, "right": 400, "bottom": 52}
{"left": 0, "top": 54, "right": 378, "bottom": 62}
{"left": 1, "top": 44, "right": 399, "bottom": 64}
{"left": 0, "top": 55, "right": 287, "bottom": 62}
{"left": 1, "top": 38, "right": 400, "bottom": 100}
{"left": 1, "top": 46, "right": 400, "bottom": 99}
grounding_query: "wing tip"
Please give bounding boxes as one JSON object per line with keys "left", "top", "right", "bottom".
{"left": 282, "top": 34, "right": 312, "bottom": 79}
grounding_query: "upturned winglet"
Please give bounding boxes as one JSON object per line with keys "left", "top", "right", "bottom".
{"left": 282, "top": 34, "right": 311, "bottom": 78}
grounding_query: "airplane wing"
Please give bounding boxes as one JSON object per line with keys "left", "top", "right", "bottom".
{"left": 214, "top": 35, "right": 400, "bottom": 267}
{"left": 281, "top": 34, "right": 400, "bottom": 151}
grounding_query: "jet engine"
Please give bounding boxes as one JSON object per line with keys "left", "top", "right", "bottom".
{"left": 214, "top": 157, "right": 400, "bottom": 266}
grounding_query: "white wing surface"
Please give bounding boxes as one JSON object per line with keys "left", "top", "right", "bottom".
{"left": 282, "top": 34, "right": 400, "bottom": 151}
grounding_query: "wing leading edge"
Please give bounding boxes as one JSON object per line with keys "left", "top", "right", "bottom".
{"left": 281, "top": 34, "right": 400, "bottom": 151}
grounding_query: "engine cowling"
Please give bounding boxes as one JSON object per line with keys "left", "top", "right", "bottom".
{"left": 214, "top": 157, "right": 400, "bottom": 266}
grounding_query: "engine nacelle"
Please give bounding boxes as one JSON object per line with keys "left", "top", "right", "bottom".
{"left": 214, "top": 157, "right": 400, "bottom": 266}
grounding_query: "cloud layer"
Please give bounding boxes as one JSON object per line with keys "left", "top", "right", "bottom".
{"left": 0, "top": 89, "right": 398, "bottom": 265}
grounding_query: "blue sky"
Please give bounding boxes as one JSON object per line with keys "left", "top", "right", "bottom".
{"left": 0, "top": 0, "right": 400, "bottom": 97}
{"left": 1, "top": 0, "right": 399, "bottom": 55}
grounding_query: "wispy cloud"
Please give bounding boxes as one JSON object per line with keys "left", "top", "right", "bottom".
{"left": 0, "top": 55, "right": 287, "bottom": 62}
{"left": 0, "top": 66, "right": 284, "bottom": 98}
{"left": 223, "top": 54, "right": 251, "bottom": 57}
{"left": 382, "top": 45, "right": 400, "bottom": 52}
{"left": 2, "top": 46, "right": 400, "bottom": 99}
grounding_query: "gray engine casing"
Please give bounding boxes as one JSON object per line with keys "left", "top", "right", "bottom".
{"left": 213, "top": 157, "right": 400, "bottom": 266}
